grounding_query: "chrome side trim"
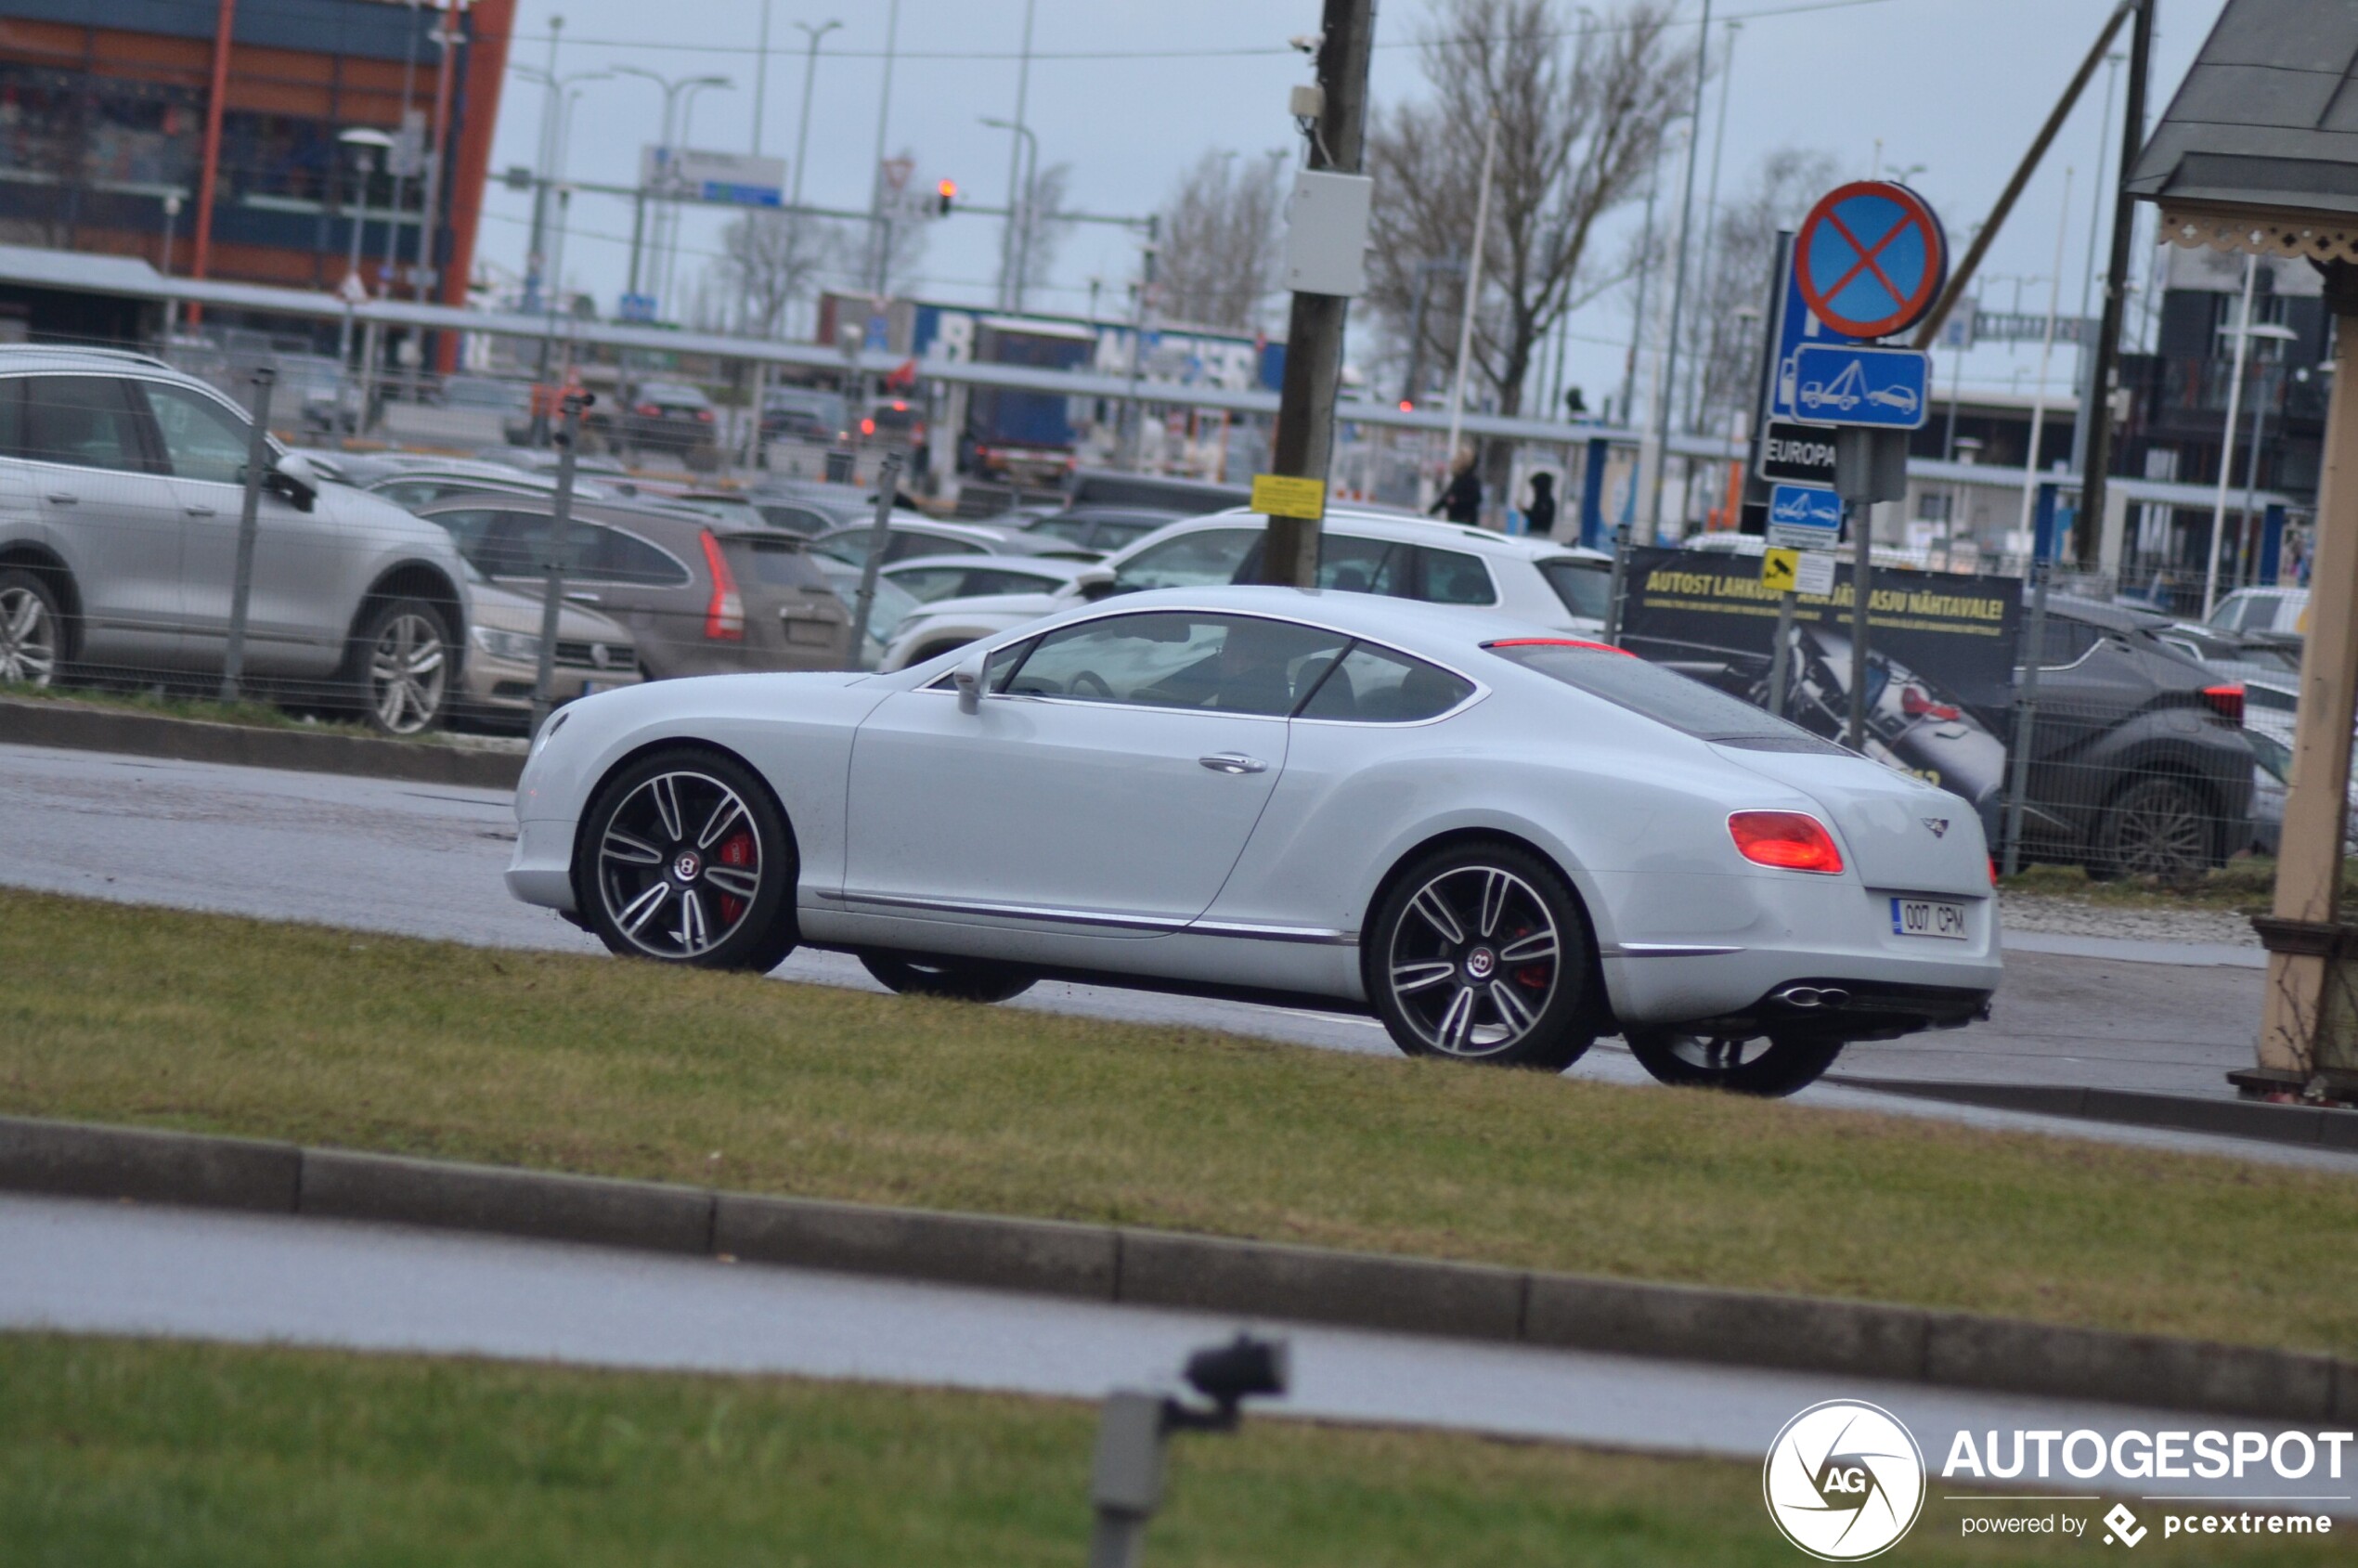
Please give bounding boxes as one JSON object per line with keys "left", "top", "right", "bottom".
{"left": 1188, "top": 919, "right": 1358, "bottom": 946}
{"left": 1611, "top": 941, "right": 1746, "bottom": 957}
{"left": 820, "top": 888, "right": 1187, "bottom": 932}
{"left": 820, "top": 888, "right": 1356, "bottom": 945}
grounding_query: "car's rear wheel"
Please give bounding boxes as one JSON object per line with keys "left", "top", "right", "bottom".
{"left": 580, "top": 748, "right": 798, "bottom": 972}
{"left": 1623, "top": 1029, "right": 1843, "bottom": 1097}
{"left": 1367, "top": 842, "right": 1596, "bottom": 1070}
{"left": 2092, "top": 773, "right": 2212, "bottom": 881}
{"left": 352, "top": 597, "right": 452, "bottom": 735}
{"left": 858, "top": 951, "right": 1036, "bottom": 1003}
{"left": 0, "top": 567, "right": 63, "bottom": 688}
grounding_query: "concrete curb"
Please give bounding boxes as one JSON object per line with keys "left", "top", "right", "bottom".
{"left": 0, "top": 697, "right": 524, "bottom": 790}
{"left": 1830, "top": 1076, "right": 2358, "bottom": 1153}
{"left": 3, "top": 1113, "right": 2351, "bottom": 1423}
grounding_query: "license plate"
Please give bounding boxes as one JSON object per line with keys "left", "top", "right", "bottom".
{"left": 1890, "top": 898, "right": 1968, "bottom": 940}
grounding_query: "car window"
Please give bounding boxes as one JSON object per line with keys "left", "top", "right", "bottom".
{"left": 1006, "top": 612, "right": 1349, "bottom": 717}
{"left": 472, "top": 512, "right": 687, "bottom": 588}
{"left": 891, "top": 566, "right": 967, "bottom": 603}
{"left": 2239, "top": 597, "right": 2284, "bottom": 632}
{"left": 22, "top": 375, "right": 149, "bottom": 473}
{"left": 1092, "top": 520, "right": 1167, "bottom": 550}
{"left": 966, "top": 569, "right": 1053, "bottom": 597}
{"left": 2031, "top": 617, "right": 2102, "bottom": 669}
{"left": 0, "top": 379, "right": 22, "bottom": 455}
{"left": 1537, "top": 558, "right": 1612, "bottom": 621}
{"left": 888, "top": 531, "right": 978, "bottom": 562}
{"left": 754, "top": 503, "right": 828, "bottom": 536}
{"left": 1311, "top": 535, "right": 1412, "bottom": 594}
{"left": 1112, "top": 527, "right": 1259, "bottom": 592}
{"left": 1030, "top": 516, "right": 1095, "bottom": 544}
{"left": 425, "top": 508, "right": 512, "bottom": 572}
{"left": 1489, "top": 640, "right": 1842, "bottom": 748}
{"left": 1415, "top": 546, "right": 1496, "bottom": 605}
{"left": 1298, "top": 643, "right": 1475, "bottom": 722}
{"left": 139, "top": 382, "right": 252, "bottom": 485}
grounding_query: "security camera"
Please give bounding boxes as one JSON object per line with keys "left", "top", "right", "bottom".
{"left": 1183, "top": 1334, "right": 1289, "bottom": 1411}
{"left": 1288, "top": 32, "right": 1320, "bottom": 53}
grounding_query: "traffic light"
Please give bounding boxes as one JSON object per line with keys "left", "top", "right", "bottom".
{"left": 934, "top": 178, "right": 957, "bottom": 216}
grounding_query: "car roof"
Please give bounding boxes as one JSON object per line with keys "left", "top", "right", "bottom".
{"left": 1160, "top": 507, "right": 1608, "bottom": 564}
{"left": 2047, "top": 596, "right": 2174, "bottom": 633}
{"left": 883, "top": 552, "right": 1088, "bottom": 578}
{"left": 1020, "top": 583, "right": 1562, "bottom": 649}
{"left": 0, "top": 344, "right": 175, "bottom": 373}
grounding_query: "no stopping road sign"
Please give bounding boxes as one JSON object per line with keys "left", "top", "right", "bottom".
{"left": 1794, "top": 181, "right": 1948, "bottom": 341}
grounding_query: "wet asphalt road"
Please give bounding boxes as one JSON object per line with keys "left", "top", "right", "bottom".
{"left": 0, "top": 740, "right": 2337, "bottom": 1171}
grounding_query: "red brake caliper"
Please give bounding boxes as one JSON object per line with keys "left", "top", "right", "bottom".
{"left": 716, "top": 832, "right": 754, "bottom": 925}
{"left": 1508, "top": 923, "right": 1548, "bottom": 990}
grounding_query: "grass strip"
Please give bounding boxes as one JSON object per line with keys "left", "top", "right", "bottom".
{"left": 2001, "top": 858, "right": 2358, "bottom": 916}
{"left": 0, "top": 682, "right": 495, "bottom": 746}
{"left": 3, "top": 1334, "right": 2339, "bottom": 1567}
{"left": 1, "top": 888, "right": 2353, "bottom": 1357}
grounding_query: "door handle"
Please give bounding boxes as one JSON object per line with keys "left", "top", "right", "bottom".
{"left": 184, "top": 504, "right": 217, "bottom": 517}
{"left": 1198, "top": 753, "right": 1267, "bottom": 775}
{"left": 44, "top": 491, "right": 76, "bottom": 505}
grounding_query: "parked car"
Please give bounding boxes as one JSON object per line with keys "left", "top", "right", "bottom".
{"left": 882, "top": 553, "right": 1094, "bottom": 603}
{"left": 649, "top": 492, "right": 774, "bottom": 533}
{"left": 1997, "top": 599, "right": 2254, "bottom": 877}
{"left": 759, "top": 386, "right": 849, "bottom": 446}
{"left": 365, "top": 464, "right": 616, "bottom": 513}
{"left": 1021, "top": 505, "right": 1187, "bottom": 554}
{"left": 2205, "top": 585, "right": 2310, "bottom": 636}
{"left": 811, "top": 557, "right": 924, "bottom": 669}
{"left": 876, "top": 509, "right": 1615, "bottom": 670}
{"left": 509, "top": 588, "right": 1998, "bottom": 1096}
{"left": 2240, "top": 671, "right": 2358, "bottom": 857}
{"left": 0, "top": 347, "right": 473, "bottom": 733}
{"left": 410, "top": 495, "right": 849, "bottom": 680}
{"left": 436, "top": 376, "right": 531, "bottom": 414}
{"left": 476, "top": 445, "right": 638, "bottom": 487}
{"left": 601, "top": 380, "right": 718, "bottom": 460}
{"left": 813, "top": 517, "right": 1082, "bottom": 567}
{"left": 456, "top": 563, "right": 642, "bottom": 731}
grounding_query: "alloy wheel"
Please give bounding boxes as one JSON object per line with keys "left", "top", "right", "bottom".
{"left": 368, "top": 611, "right": 448, "bottom": 734}
{"left": 2106, "top": 779, "right": 2209, "bottom": 879}
{"left": 1383, "top": 864, "right": 1562, "bottom": 1057}
{"left": 0, "top": 583, "right": 58, "bottom": 686}
{"left": 596, "top": 771, "right": 766, "bottom": 960}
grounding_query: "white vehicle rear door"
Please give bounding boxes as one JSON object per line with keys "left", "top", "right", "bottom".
{"left": 842, "top": 611, "right": 1348, "bottom": 931}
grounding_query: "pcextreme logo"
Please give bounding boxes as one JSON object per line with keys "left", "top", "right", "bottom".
{"left": 1764, "top": 1400, "right": 1928, "bottom": 1561}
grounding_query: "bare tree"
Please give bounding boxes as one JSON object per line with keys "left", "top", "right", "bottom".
{"left": 1008, "top": 162, "right": 1077, "bottom": 311}
{"left": 718, "top": 210, "right": 833, "bottom": 338}
{"left": 1157, "top": 148, "right": 1289, "bottom": 332}
{"left": 1684, "top": 148, "right": 1841, "bottom": 436}
{"left": 1366, "top": 0, "right": 1700, "bottom": 424}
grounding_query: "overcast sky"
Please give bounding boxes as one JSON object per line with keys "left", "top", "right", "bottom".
{"left": 478, "top": 0, "right": 2233, "bottom": 407}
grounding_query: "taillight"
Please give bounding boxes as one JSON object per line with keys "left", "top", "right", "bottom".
{"left": 861, "top": 417, "right": 876, "bottom": 435}
{"left": 698, "top": 530, "right": 744, "bottom": 641}
{"left": 2200, "top": 684, "right": 2245, "bottom": 724}
{"left": 1900, "top": 684, "right": 1960, "bottom": 721}
{"left": 636, "top": 402, "right": 661, "bottom": 417}
{"left": 694, "top": 408, "right": 714, "bottom": 421}
{"left": 1989, "top": 857, "right": 2000, "bottom": 886}
{"left": 1728, "top": 810, "right": 1846, "bottom": 875}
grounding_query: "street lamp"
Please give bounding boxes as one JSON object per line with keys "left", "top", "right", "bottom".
{"left": 791, "top": 19, "right": 842, "bottom": 206}
{"left": 335, "top": 127, "right": 395, "bottom": 371}
{"left": 612, "top": 67, "right": 731, "bottom": 315}
{"left": 2220, "top": 316, "right": 2300, "bottom": 599}
{"left": 512, "top": 63, "right": 611, "bottom": 311}
{"left": 980, "top": 114, "right": 1039, "bottom": 309}
{"left": 2202, "top": 255, "right": 2299, "bottom": 616}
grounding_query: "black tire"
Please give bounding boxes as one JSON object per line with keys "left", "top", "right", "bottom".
{"left": 1366, "top": 840, "right": 1597, "bottom": 1070}
{"left": 0, "top": 566, "right": 65, "bottom": 689}
{"left": 2092, "top": 773, "right": 2213, "bottom": 881}
{"left": 577, "top": 746, "right": 798, "bottom": 972}
{"left": 858, "top": 951, "right": 1037, "bottom": 1003}
{"left": 350, "top": 596, "right": 454, "bottom": 735}
{"left": 1623, "top": 1030, "right": 1844, "bottom": 1097}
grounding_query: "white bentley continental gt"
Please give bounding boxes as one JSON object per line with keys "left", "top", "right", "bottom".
{"left": 508, "top": 587, "right": 2000, "bottom": 1095}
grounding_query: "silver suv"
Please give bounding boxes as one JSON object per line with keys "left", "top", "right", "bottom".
{"left": 0, "top": 347, "right": 473, "bottom": 732}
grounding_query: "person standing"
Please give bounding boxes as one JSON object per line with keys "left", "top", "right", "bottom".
{"left": 1430, "top": 447, "right": 1483, "bottom": 526}
{"left": 1524, "top": 471, "right": 1558, "bottom": 538}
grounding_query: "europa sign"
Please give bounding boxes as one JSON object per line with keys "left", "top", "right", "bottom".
{"left": 1758, "top": 420, "right": 1840, "bottom": 486}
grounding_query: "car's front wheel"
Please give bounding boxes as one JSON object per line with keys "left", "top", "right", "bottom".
{"left": 1367, "top": 842, "right": 1597, "bottom": 1070}
{"left": 580, "top": 748, "right": 798, "bottom": 972}
{"left": 0, "top": 567, "right": 64, "bottom": 688}
{"left": 353, "top": 597, "right": 453, "bottom": 735}
{"left": 858, "top": 951, "right": 1036, "bottom": 1003}
{"left": 1623, "top": 1030, "right": 1843, "bottom": 1097}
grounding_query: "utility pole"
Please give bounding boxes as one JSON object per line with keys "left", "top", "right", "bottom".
{"left": 2076, "top": 0, "right": 2153, "bottom": 567}
{"left": 751, "top": 0, "right": 772, "bottom": 156}
{"left": 791, "top": 20, "right": 840, "bottom": 206}
{"left": 1644, "top": 0, "right": 1711, "bottom": 544}
{"left": 1259, "top": 0, "right": 1375, "bottom": 589}
{"left": 998, "top": 0, "right": 1038, "bottom": 311}
{"left": 522, "top": 15, "right": 562, "bottom": 315}
{"left": 1442, "top": 114, "right": 1498, "bottom": 482}
{"left": 865, "top": 0, "right": 903, "bottom": 296}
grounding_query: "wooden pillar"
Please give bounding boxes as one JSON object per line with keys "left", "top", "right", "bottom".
{"left": 2255, "top": 261, "right": 2358, "bottom": 1078}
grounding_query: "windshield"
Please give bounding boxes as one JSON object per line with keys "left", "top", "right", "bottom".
{"left": 1537, "top": 558, "right": 1612, "bottom": 622}
{"left": 1486, "top": 640, "right": 1843, "bottom": 750}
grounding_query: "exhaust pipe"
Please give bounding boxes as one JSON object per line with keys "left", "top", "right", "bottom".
{"left": 1774, "top": 985, "right": 1852, "bottom": 1010}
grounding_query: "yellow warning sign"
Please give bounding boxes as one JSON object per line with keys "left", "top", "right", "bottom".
{"left": 1250, "top": 473, "right": 1327, "bottom": 522}
{"left": 1762, "top": 547, "right": 1800, "bottom": 592}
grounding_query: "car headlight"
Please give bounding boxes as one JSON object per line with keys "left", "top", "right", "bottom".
{"left": 473, "top": 626, "right": 541, "bottom": 663}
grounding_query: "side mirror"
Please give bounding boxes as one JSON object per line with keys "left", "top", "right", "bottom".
{"left": 1074, "top": 566, "right": 1118, "bottom": 603}
{"left": 268, "top": 450, "right": 319, "bottom": 512}
{"left": 952, "top": 648, "right": 989, "bottom": 715}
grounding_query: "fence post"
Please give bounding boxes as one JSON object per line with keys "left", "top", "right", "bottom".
{"left": 1601, "top": 521, "right": 1633, "bottom": 646}
{"left": 218, "top": 366, "right": 277, "bottom": 704}
{"left": 849, "top": 453, "right": 904, "bottom": 667}
{"left": 2002, "top": 551, "right": 2054, "bottom": 876}
{"left": 1578, "top": 435, "right": 1611, "bottom": 551}
{"left": 529, "top": 391, "right": 589, "bottom": 735}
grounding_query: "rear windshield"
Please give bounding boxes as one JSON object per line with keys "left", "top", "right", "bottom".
{"left": 726, "top": 535, "right": 826, "bottom": 590}
{"left": 1537, "top": 558, "right": 1611, "bottom": 621}
{"left": 1486, "top": 641, "right": 1844, "bottom": 751}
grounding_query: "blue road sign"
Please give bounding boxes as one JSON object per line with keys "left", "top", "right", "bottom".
{"left": 617, "top": 292, "right": 657, "bottom": 324}
{"left": 1769, "top": 484, "right": 1844, "bottom": 535}
{"left": 1768, "top": 245, "right": 1866, "bottom": 424}
{"left": 1794, "top": 181, "right": 1948, "bottom": 340}
{"left": 1789, "top": 343, "right": 1930, "bottom": 430}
